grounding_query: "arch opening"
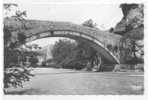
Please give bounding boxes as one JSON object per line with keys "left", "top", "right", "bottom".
{"left": 26, "top": 36, "right": 105, "bottom": 71}
{"left": 25, "top": 30, "right": 120, "bottom": 64}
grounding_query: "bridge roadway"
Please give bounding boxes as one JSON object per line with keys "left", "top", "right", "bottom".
{"left": 4, "top": 18, "right": 121, "bottom": 64}
{"left": 5, "top": 68, "right": 144, "bottom": 95}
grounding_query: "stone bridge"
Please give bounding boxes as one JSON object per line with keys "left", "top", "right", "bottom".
{"left": 4, "top": 18, "right": 121, "bottom": 66}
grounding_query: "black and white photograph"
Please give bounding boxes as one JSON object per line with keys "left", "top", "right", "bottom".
{"left": 2, "top": 0, "right": 146, "bottom": 97}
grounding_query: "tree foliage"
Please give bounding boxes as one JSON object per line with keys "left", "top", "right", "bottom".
{"left": 118, "top": 4, "right": 144, "bottom": 64}
{"left": 51, "top": 39, "right": 100, "bottom": 70}
{"left": 3, "top": 3, "right": 34, "bottom": 89}
{"left": 82, "top": 19, "right": 97, "bottom": 28}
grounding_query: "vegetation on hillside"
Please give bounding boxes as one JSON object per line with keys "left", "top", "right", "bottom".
{"left": 3, "top": 3, "right": 35, "bottom": 89}
{"left": 112, "top": 3, "right": 144, "bottom": 71}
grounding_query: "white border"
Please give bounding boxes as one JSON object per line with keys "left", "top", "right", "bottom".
{"left": 1, "top": 0, "right": 148, "bottom": 100}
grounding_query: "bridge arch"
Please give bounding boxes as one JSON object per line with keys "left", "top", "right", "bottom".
{"left": 5, "top": 18, "right": 121, "bottom": 65}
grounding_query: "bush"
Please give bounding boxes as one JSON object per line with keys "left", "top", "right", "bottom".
{"left": 4, "top": 65, "right": 34, "bottom": 88}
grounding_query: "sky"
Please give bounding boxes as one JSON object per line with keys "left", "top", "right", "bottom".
{"left": 4, "top": 0, "right": 123, "bottom": 47}
{"left": 20, "top": 3, "right": 123, "bottom": 29}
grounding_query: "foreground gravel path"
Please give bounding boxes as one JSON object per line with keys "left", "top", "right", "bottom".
{"left": 5, "top": 68, "right": 144, "bottom": 95}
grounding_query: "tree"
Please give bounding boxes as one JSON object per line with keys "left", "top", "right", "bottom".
{"left": 51, "top": 39, "right": 77, "bottom": 68}
{"left": 115, "top": 4, "right": 144, "bottom": 65}
{"left": 3, "top": 3, "right": 34, "bottom": 90}
{"left": 51, "top": 38, "right": 101, "bottom": 70}
{"left": 109, "top": 27, "right": 114, "bottom": 33}
{"left": 119, "top": 37, "right": 143, "bottom": 64}
{"left": 82, "top": 19, "right": 97, "bottom": 28}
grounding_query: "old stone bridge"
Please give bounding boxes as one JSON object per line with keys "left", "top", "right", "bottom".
{"left": 5, "top": 18, "right": 121, "bottom": 68}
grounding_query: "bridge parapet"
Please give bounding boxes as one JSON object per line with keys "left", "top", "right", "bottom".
{"left": 4, "top": 18, "right": 121, "bottom": 46}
